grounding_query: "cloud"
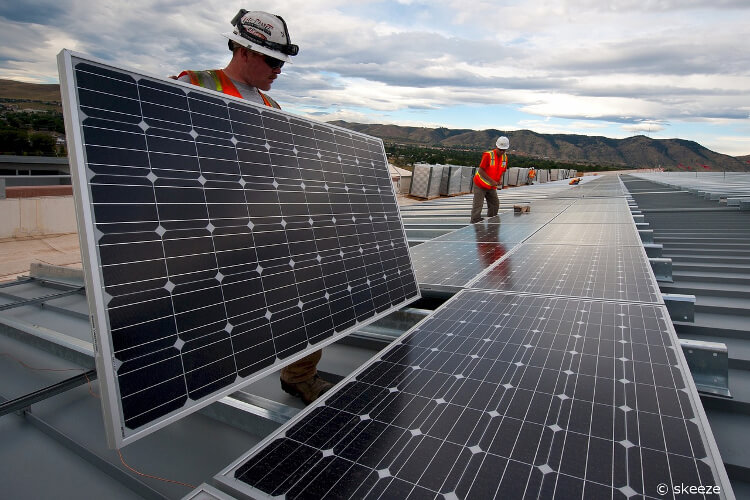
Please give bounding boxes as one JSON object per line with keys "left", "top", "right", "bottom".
{"left": 622, "top": 122, "right": 666, "bottom": 133}
{"left": 0, "top": 0, "right": 748, "bottom": 155}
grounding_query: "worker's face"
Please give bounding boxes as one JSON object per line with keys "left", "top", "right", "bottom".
{"left": 240, "top": 48, "right": 283, "bottom": 91}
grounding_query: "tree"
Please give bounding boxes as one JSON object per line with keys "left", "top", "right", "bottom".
{"left": 29, "top": 132, "right": 57, "bottom": 155}
{"left": 0, "top": 129, "right": 29, "bottom": 155}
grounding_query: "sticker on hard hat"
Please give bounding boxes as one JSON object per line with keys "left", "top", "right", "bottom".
{"left": 245, "top": 29, "right": 268, "bottom": 41}
{"left": 244, "top": 17, "right": 273, "bottom": 37}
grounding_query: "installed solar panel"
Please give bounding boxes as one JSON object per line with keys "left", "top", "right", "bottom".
{"left": 525, "top": 223, "right": 641, "bottom": 246}
{"left": 411, "top": 241, "right": 511, "bottom": 292}
{"left": 469, "top": 244, "right": 661, "bottom": 304}
{"left": 432, "top": 221, "right": 541, "bottom": 245}
{"left": 565, "top": 199, "right": 631, "bottom": 212}
{"left": 552, "top": 212, "right": 635, "bottom": 224}
{"left": 521, "top": 200, "right": 576, "bottom": 212}
{"left": 217, "top": 289, "right": 728, "bottom": 499}
{"left": 496, "top": 212, "right": 558, "bottom": 225}
{"left": 58, "top": 50, "right": 419, "bottom": 447}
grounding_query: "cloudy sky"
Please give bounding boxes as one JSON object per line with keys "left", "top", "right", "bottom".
{"left": 2, "top": 0, "right": 749, "bottom": 156}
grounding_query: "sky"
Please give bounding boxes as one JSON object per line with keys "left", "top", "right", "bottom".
{"left": 2, "top": 0, "right": 749, "bottom": 156}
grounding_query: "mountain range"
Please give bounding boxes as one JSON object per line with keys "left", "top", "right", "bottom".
{"left": 2, "top": 78, "right": 747, "bottom": 171}
{"left": 329, "top": 121, "right": 750, "bottom": 172}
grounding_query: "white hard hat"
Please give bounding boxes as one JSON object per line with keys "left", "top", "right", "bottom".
{"left": 223, "top": 10, "right": 298, "bottom": 63}
{"left": 496, "top": 136, "right": 510, "bottom": 149}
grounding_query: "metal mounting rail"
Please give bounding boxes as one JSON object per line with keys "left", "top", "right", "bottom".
{"left": 0, "top": 369, "right": 97, "bottom": 417}
{"left": 0, "top": 287, "right": 84, "bottom": 312}
{"left": 0, "top": 277, "right": 34, "bottom": 289}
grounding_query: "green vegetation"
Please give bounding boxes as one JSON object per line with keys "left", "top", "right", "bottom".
{"left": 0, "top": 108, "right": 65, "bottom": 156}
{"left": 385, "top": 143, "right": 620, "bottom": 172}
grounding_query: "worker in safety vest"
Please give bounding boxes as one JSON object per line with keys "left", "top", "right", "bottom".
{"left": 528, "top": 167, "right": 536, "bottom": 184}
{"left": 178, "top": 9, "right": 332, "bottom": 405}
{"left": 177, "top": 9, "right": 295, "bottom": 108}
{"left": 471, "top": 136, "right": 509, "bottom": 223}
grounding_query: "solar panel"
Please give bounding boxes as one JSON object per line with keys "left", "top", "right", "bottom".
{"left": 432, "top": 221, "right": 542, "bottom": 245}
{"left": 216, "top": 289, "right": 729, "bottom": 499}
{"left": 411, "top": 241, "right": 511, "bottom": 292}
{"left": 551, "top": 212, "right": 635, "bottom": 224}
{"left": 58, "top": 50, "right": 419, "bottom": 447}
{"left": 496, "top": 212, "right": 558, "bottom": 225}
{"left": 410, "top": 165, "right": 443, "bottom": 199}
{"left": 469, "top": 244, "right": 661, "bottom": 304}
{"left": 525, "top": 223, "right": 641, "bottom": 246}
{"left": 439, "top": 165, "right": 464, "bottom": 196}
{"left": 564, "top": 199, "right": 631, "bottom": 212}
{"left": 519, "top": 200, "right": 576, "bottom": 212}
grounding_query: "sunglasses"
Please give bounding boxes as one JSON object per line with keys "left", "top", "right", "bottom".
{"left": 263, "top": 54, "right": 285, "bottom": 70}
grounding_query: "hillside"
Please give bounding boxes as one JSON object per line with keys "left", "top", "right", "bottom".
{"left": 0, "top": 79, "right": 61, "bottom": 101}
{"left": 1, "top": 79, "right": 746, "bottom": 171}
{"left": 329, "top": 121, "right": 750, "bottom": 172}
{"left": 0, "top": 79, "right": 62, "bottom": 111}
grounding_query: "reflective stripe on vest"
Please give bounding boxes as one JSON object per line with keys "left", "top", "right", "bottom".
{"left": 474, "top": 150, "right": 507, "bottom": 190}
{"left": 177, "top": 69, "right": 281, "bottom": 109}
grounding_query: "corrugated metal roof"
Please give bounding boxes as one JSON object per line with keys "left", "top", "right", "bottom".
{"left": 3, "top": 173, "right": 750, "bottom": 498}
{"left": 622, "top": 173, "right": 750, "bottom": 496}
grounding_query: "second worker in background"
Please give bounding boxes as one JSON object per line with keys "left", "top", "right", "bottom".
{"left": 471, "top": 136, "right": 509, "bottom": 223}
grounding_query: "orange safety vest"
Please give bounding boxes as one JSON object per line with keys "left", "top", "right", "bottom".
{"left": 177, "top": 69, "right": 281, "bottom": 109}
{"left": 528, "top": 169, "right": 536, "bottom": 179}
{"left": 474, "top": 150, "right": 507, "bottom": 190}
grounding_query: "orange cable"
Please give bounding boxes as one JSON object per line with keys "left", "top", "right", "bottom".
{"left": 117, "top": 450, "right": 196, "bottom": 490}
{"left": 0, "top": 352, "right": 99, "bottom": 398}
{"left": 2, "top": 352, "right": 192, "bottom": 488}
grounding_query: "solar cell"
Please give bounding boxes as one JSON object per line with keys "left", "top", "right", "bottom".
{"left": 496, "top": 212, "right": 558, "bottom": 225}
{"left": 551, "top": 212, "right": 635, "bottom": 224}
{"left": 411, "top": 241, "right": 511, "bottom": 292}
{"left": 563, "top": 202, "right": 631, "bottom": 214}
{"left": 217, "top": 290, "right": 728, "bottom": 499}
{"left": 469, "top": 244, "right": 661, "bottom": 304}
{"left": 58, "top": 50, "right": 419, "bottom": 446}
{"left": 518, "top": 200, "right": 575, "bottom": 213}
{"left": 525, "top": 223, "right": 641, "bottom": 246}
{"left": 432, "top": 221, "right": 542, "bottom": 245}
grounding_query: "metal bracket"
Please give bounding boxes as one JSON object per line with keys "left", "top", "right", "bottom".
{"left": 649, "top": 258, "right": 673, "bottom": 282}
{"left": 643, "top": 243, "right": 663, "bottom": 258}
{"left": 638, "top": 229, "right": 654, "bottom": 244}
{"left": 663, "top": 293, "right": 695, "bottom": 322}
{"left": 680, "top": 339, "right": 731, "bottom": 398}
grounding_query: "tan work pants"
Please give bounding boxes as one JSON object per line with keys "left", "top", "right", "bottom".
{"left": 280, "top": 350, "right": 322, "bottom": 383}
{"left": 471, "top": 185, "right": 499, "bottom": 223}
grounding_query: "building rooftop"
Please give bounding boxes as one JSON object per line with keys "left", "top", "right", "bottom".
{"left": 2, "top": 172, "right": 749, "bottom": 498}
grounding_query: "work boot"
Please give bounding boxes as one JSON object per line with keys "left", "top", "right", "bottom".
{"left": 280, "top": 374, "right": 333, "bottom": 405}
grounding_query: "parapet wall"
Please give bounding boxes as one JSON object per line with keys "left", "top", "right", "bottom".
{"left": 0, "top": 195, "right": 77, "bottom": 238}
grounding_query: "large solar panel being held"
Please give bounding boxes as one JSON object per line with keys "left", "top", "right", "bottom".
{"left": 57, "top": 50, "right": 419, "bottom": 447}
{"left": 217, "top": 289, "right": 730, "bottom": 499}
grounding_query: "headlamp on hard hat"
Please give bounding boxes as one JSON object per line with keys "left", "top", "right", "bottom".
{"left": 231, "top": 9, "right": 299, "bottom": 56}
